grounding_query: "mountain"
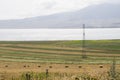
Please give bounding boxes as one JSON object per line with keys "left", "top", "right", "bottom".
{"left": 0, "top": 3, "right": 120, "bottom": 28}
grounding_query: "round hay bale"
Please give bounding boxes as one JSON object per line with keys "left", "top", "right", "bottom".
{"left": 65, "top": 66, "right": 69, "bottom": 68}
{"left": 78, "top": 66, "right": 82, "bottom": 68}
{"left": 5, "top": 65, "right": 8, "bottom": 68}
{"left": 38, "top": 66, "right": 41, "bottom": 68}
{"left": 49, "top": 66, "right": 52, "bottom": 68}
{"left": 27, "top": 65, "right": 30, "bottom": 67}
{"left": 23, "top": 65, "right": 26, "bottom": 68}
{"left": 75, "top": 77, "right": 79, "bottom": 80}
{"left": 99, "top": 65, "right": 103, "bottom": 68}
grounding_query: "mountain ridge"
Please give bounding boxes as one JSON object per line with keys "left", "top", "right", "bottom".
{"left": 0, "top": 3, "right": 120, "bottom": 28}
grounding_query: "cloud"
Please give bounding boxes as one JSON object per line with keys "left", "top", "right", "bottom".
{"left": 105, "top": 0, "right": 120, "bottom": 4}
{"left": 0, "top": 0, "right": 119, "bottom": 20}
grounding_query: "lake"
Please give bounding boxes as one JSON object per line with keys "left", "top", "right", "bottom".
{"left": 0, "top": 28, "right": 120, "bottom": 41}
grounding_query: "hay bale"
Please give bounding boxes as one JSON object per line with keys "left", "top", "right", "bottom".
{"left": 49, "top": 66, "right": 52, "bottom": 68}
{"left": 78, "top": 66, "right": 82, "bottom": 68}
{"left": 27, "top": 65, "right": 30, "bottom": 67}
{"left": 75, "top": 77, "right": 79, "bottom": 80}
{"left": 65, "top": 66, "right": 69, "bottom": 68}
{"left": 38, "top": 66, "right": 41, "bottom": 68}
{"left": 5, "top": 65, "right": 8, "bottom": 68}
{"left": 23, "top": 65, "right": 26, "bottom": 68}
{"left": 99, "top": 65, "right": 103, "bottom": 68}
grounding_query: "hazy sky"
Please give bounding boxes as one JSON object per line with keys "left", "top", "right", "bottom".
{"left": 0, "top": 0, "right": 119, "bottom": 20}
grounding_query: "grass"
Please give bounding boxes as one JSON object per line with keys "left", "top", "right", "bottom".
{"left": 0, "top": 69, "right": 120, "bottom": 80}
{"left": 0, "top": 40, "right": 120, "bottom": 64}
{"left": 0, "top": 40, "right": 120, "bottom": 79}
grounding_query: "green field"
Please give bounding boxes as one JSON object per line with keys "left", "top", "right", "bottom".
{"left": 0, "top": 40, "right": 120, "bottom": 64}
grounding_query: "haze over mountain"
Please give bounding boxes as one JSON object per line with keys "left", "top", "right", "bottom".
{"left": 0, "top": 3, "right": 120, "bottom": 28}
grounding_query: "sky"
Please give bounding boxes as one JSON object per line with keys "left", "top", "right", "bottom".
{"left": 0, "top": 0, "right": 119, "bottom": 20}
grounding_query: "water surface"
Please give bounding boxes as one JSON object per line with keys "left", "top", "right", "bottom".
{"left": 0, "top": 28, "right": 119, "bottom": 41}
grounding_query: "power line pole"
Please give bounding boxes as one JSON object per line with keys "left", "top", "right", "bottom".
{"left": 82, "top": 24, "right": 87, "bottom": 58}
{"left": 109, "top": 57, "right": 116, "bottom": 80}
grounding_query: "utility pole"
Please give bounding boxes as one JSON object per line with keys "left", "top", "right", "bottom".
{"left": 109, "top": 57, "right": 116, "bottom": 80}
{"left": 82, "top": 24, "right": 87, "bottom": 58}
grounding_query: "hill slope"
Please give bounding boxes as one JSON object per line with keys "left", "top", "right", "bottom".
{"left": 0, "top": 3, "right": 120, "bottom": 28}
